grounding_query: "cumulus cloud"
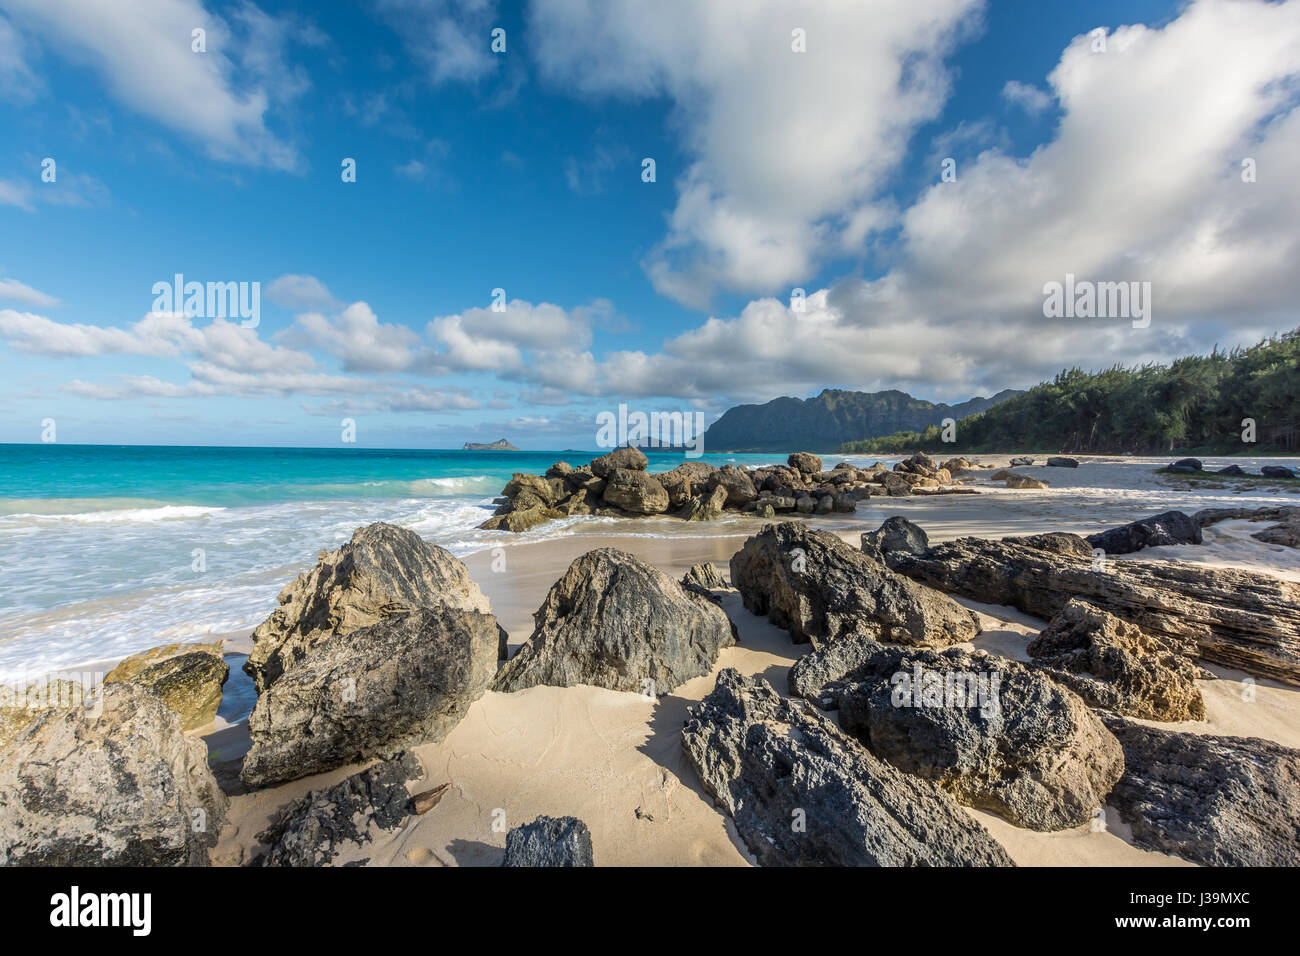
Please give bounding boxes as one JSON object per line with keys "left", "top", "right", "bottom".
{"left": 529, "top": 0, "right": 982, "bottom": 306}
{"left": 265, "top": 273, "right": 340, "bottom": 310}
{"left": 586, "top": 0, "right": 1300, "bottom": 402}
{"left": 284, "top": 301, "right": 433, "bottom": 373}
{"left": 2, "top": 0, "right": 309, "bottom": 168}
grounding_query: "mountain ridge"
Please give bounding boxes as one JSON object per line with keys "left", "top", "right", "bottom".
{"left": 703, "top": 387, "right": 1024, "bottom": 453}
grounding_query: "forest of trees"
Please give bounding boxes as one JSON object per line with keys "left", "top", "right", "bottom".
{"left": 840, "top": 329, "right": 1300, "bottom": 456}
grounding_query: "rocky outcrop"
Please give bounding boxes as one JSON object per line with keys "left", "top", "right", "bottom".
{"left": 245, "top": 522, "right": 494, "bottom": 693}
{"left": 589, "top": 446, "right": 649, "bottom": 478}
{"left": 885, "top": 533, "right": 1300, "bottom": 686}
{"left": 1028, "top": 600, "right": 1204, "bottom": 721}
{"left": 787, "top": 452, "right": 822, "bottom": 474}
{"left": 0, "top": 682, "right": 227, "bottom": 866}
{"left": 790, "top": 640, "right": 1123, "bottom": 830}
{"left": 241, "top": 605, "right": 501, "bottom": 787}
{"left": 602, "top": 469, "right": 669, "bottom": 514}
{"left": 681, "top": 670, "right": 1013, "bottom": 866}
{"left": 106, "top": 651, "right": 229, "bottom": 730}
{"left": 860, "top": 516, "right": 928, "bottom": 562}
{"left": 502, "top": 816, "right": 594, "bottom": 867}
{"left": 1046, "top": 457, "right": 1079, "bottom": 468}
{"left": 494, "top": 548, "right": 736, "bottom": 694}
{"left": 255, "top": 753, "right": 424, "bottom": 866}
{"left": 1261, "top": 465, "right": 1298, "bottom": 479}
{"left": 482, "top": 452, "right": 961, "bottom": 531}
{"left": 1086, "top": 510, "right": 1201, "bottom": 555}
{"left": 1009, "top": 456, "right": 1034, "bottom": 466}
{"left": 1004, "top": 473, "right": 1049, "bottom": 489}
{"left": 730, "top": 522, "right": 980, "bottom": 648}
{"left": 1104, "top": 717, "right": 1300, "bottom": 866}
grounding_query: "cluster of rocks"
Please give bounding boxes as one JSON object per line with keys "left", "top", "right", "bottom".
{"left": 481, "top": 449, "right": 979, "bottom": 533}
{"left": 1166, "top": 457, "right": 1299, "bottom": 480}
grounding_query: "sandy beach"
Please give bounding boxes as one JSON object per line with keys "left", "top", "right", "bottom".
{"left": 194, "top": 455, "right": 1300, "bottom": 867}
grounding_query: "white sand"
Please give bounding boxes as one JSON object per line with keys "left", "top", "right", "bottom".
{"left": 209, "top": 455, "right": 1300, "bottom": 867}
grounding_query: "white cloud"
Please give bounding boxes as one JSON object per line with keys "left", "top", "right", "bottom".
{"left": 2, "top": 0, "right": 306, "bottom": 168}
{"left": 375, "top": 0, "right": 499, "bottom": 85}
{"left": 577, "top": 0, "right": 1300, "bottom": 403}
{"left": 0, "top": 278, "right": 58, "bottom": 307}
{"left": 265, "top": 273, "right": 339, "bottom": 310}
{"left": 1002, "top": 80, "right": 1053, "bottom": 114}
{"left": 0, "top": 12, "right": 38, "bottom": 102}
{"left": 285, "top": 301, "right": 431, "bottom": 373}
{"left": 529, "top": 0, "right": 982, "bottom": 306}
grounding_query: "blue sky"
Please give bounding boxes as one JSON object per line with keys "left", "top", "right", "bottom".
{"left": 1, "top": 0, "right": 1297, "bottom": 448}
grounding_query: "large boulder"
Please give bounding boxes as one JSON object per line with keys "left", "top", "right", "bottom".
{"left": 0, "top": 682, "right": 228, "bottom": 866}
{"left": 1046, "top": 457, "right": 1079, "bottom": 468}
{"left": 1004, "top": 473, "right": 1049, "bottom": 489}
{"left": 860, "top": 516, "right": 929, "bottom": 562}
{"left": 107, "top": 651, "right": 229, "bottom": 730}
{"left": 711, "top": 464, "right": 758, "bottom": 507}
{"left": 787, "top": 452, "right": 823, "bottom": 475}
{"left": 241, "top": 605, "right": 501, "bottom": 787}
{"left": 1104, "top": 716, "right": 1300, "bottom": 866}
{"left": 494, "top": 548, "right": 736, "bottom": 694}
{"left": 791, "top": 639, "right": 1124, "bottom": 830}
{"left": 601, "top": 468, "right": 670, "bottom": 515}
{"left": 589, "top": 446, "right": 649, "bottom": 478}
{"left": 879, "top": 471, "right": 912, "bottom": 497}
{"left": 245, "top": 523, "right": 493, "bottom": 694}
{"left": 681, "top": 670, "right": 1013, "bottom": 866}
{"left": 684, "top": 484, "right": 728, "bottom": 522}
{"left": 502, "top": 815, "right": 594, "bottom": 867}
{"left": 729, "top": 522, "right": 980, "bottom": 648}
{"left": 255, "top": 752, "right": 424, "bottom": 866}
{"left": 885, "top": 534, "right": 1300, "bottom": 686}
{"left": 1261, "top": 465, "right": 1298, "bottom": 479}
{"left": 681, "top": 562, "right": 727, "bottom": 602}
{"left": 1086, "top": 510, "right": 1201, "bottom": 555}
{"left": 1028, "top": 599, "right": 1204, "bottom": 721}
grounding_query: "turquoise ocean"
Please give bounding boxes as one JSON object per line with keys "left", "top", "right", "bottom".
{"left": 0, "top": 444, "right": 853, "bottom": 681}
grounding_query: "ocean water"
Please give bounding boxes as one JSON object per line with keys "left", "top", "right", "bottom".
{"left": 0, "top": 444, "right": 819, "bottom": 681}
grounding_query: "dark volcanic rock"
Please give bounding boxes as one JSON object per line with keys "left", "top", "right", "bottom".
{"left": 245, "top": 522, "right": 493, "bottom": 694}
{"left": 242, "top": 606, "right": 501, "bottom": 787}
{"left": 730, "top": 522, "right": 980, "bottom": 648}
{"left": 1104, "top": 717, "right": 1300, "bottom": 866}
{"left": 681, "top": 669, "right": 1013, "bottom": 866}
{"left": 1261, "top": 465, "right": 1298, "bottom": 479}
{"left": 601, "top": 468, "right": 670, "bottom": 515}
{"left": 1171, "top": 457, "right": 1203, "bottom": 471}
{"left": 885, "top": 534, "right": 1300, "bottom": 686}
{"left": 795, "top": 641, "right": 1123, "bottom": 830}
{"left": 256, "top": 753, "right": 424, "bottom": 866}
{"left": 1216, "top": 464, "right": 1246, "bottom": 476}
{"left": 494, "top": 548, "right": 736, "bottom": 694}
{"left": 860, "top": 516, "right": 929, "bottom": 562}
{"left": 1028, "top": 599, "right": 1204, "bottom": 721}
{"left": 1046, "top": 457, "right": 1079, "bottom": 468}
{"left": 502, "top": 815, "right": 594, "bottom": 867}
{"left": 0, "top": 683, "right": 228, "bottom": 866}
{"left": 1002, "top": 532, "right": 1094, "bottom": 557}
{"left": 589, "top": 446, "right": 649, "bottom": 478}
{"left": 1086, "top": 510, "right": 1202, "bottom": 555}
{"left": 787, "top": 452, "right": 823, "bottom": 475}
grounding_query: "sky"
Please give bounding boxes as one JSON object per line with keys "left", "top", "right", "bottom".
{"left": 0, "top": 0, "right": 1297, "bottom": 449}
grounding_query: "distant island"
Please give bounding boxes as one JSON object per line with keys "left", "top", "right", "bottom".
{"left": 462, "top": 439, "right": 520, "bottom": 451}
{"left": 703, "top": 387, "right": 1022, "bottom": 453}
